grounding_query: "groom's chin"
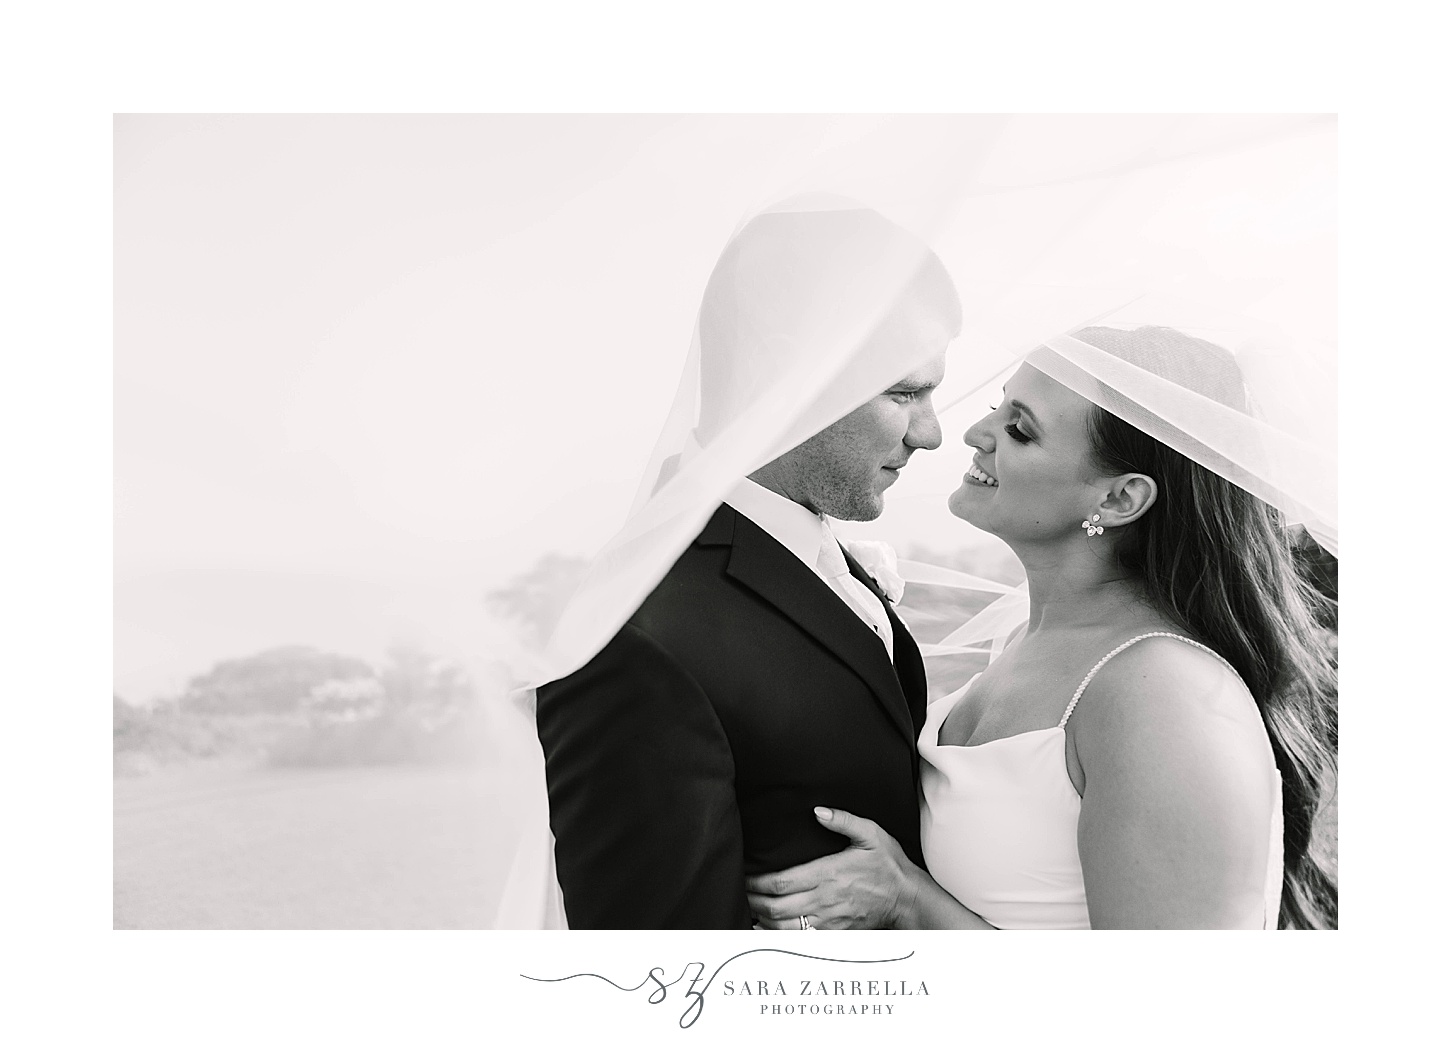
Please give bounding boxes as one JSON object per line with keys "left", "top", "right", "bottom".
{"left": 828, "top": 497, "right": 883, "bottom": 524}
{"left": 855, "top": 494, "right": 887, "bottom": 522}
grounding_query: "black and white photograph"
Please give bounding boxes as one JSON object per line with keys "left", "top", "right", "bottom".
{"left": 12, "top": 5, "right": 1441, "bottom": 1036}
{"left": 114, "top": 114, "right": 1337, "bottom": 938}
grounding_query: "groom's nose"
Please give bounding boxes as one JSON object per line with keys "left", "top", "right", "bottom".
{"left": 905, "top": 400, "right": 943, "bottom": 452}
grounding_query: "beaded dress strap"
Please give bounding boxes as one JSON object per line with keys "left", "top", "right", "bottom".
{"left": 1057, "top": 632, "right": 1238, "bottom": 728}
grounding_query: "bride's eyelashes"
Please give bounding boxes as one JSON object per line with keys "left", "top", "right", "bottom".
{"left": 988, "top": 402, "right": 1033, "bottom": 444}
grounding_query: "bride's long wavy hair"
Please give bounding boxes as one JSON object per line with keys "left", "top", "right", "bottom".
{"left": 1075, "top": 325, "right": 1338, "bottom": 930}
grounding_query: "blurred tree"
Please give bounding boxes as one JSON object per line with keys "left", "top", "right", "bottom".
{"left": 485, "top": 553, "right": 590, "bottom": 646}
{"left": 113, "top": 694, "right": 147, "bottom": 739}
{"left": 379, "top": 643, "right": 475, "bottom": 725}
{"left": 269, "top": 646, "right": 483, "bottom": 767}
{"left": 180, "top": 646, "right": 376, "bottom": 714}
{"left": 305, "top": 677, "right": 386, "bottom": 721}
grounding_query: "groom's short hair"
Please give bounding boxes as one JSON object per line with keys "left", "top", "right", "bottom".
{"left": 695, "top": 206, "right": 961, "bottom": 443}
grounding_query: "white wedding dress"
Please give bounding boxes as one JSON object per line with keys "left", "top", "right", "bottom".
{"left": 918, "top": 632, "right": 1284, "bottom": 930}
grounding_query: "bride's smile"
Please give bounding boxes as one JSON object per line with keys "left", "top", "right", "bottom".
{"left": 963, "top": 459, "right": 996, "bottom": 487}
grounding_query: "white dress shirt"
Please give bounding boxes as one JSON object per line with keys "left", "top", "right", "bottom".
{"left": 723, "top": 478, "right": 895, "bottom": 662}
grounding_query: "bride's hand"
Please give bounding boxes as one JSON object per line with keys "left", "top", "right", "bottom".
{"left": 745, "top": 807, "right": 920, "bottom": 930}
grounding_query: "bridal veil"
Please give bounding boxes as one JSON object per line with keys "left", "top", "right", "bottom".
{"left": 492, "top": 115, "right": 1337, "bottom": 927}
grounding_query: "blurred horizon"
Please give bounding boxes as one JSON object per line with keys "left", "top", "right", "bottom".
{"left": 113, "top": 526, "right": 1016, "bottom": 705}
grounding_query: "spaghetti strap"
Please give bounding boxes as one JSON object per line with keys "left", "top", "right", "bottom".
{"left": 1058, "top": 631, "right": 1238, "bottom": 728}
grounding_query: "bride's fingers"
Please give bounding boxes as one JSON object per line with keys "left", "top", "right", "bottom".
{"left": 746, "top": 871, "right": 818, "bottom": 897}
{"left": 813, "top": 806, "right": 879, "bottom": 846}
{"left": 753, "top": 909, "right": 850, "bottom": 931}
{"left": 751, "top": 907, "right": 840, "bottom": 931}
{"left": 753, "top": 916, "right": 804, "bottom": 931}
{"left": 747, "top": 888, "right": 827, "bottom": 923}
{"left": 747, "top": 893, "right": 798, "bottom": 922}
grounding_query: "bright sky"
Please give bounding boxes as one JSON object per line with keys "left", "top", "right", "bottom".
{"left": 116, "top": 116, "right": 851, "bottom": 697}
{"left": 115, "top": 115, "right": 1334, "bottom": 701}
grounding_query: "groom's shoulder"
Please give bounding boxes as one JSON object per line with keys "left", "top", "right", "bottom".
{"left": 630, "top": 500, "right": 797, "bottom": 646}
{"left": 631, "top": 502, "right": 739, "bottom": 620}
{"left": 535, "top": 508, "right": 741, "bottom": 698}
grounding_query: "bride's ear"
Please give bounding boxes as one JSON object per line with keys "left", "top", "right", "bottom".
{"left": 1096, "top": 473, "right": 1157, "bottom": 530}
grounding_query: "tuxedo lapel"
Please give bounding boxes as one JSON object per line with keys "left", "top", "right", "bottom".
{"left": 714, "top": 507, "right": 917, "bottom": 748}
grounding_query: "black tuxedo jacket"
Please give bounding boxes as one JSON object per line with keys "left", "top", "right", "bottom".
{"left": 535, "top": 502, "right": 928, "bottom": 929}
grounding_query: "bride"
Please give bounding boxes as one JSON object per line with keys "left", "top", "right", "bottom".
{"left": 745, "top": 325, "right": 1338, "bottom": 930}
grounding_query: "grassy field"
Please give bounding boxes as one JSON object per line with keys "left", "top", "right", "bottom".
{"left": 115, "top": 737, "right": 1336, "bottom": 929}
{"left": 114, "top": 760, "right": 527, "bottom": 929}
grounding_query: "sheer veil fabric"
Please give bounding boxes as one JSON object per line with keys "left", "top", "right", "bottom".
{"left": 491, "top": 116, "right": 1336, "bottom": 928}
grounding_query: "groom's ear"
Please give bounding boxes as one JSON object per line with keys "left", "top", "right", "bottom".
{"left": 1096, "top": 473, "right": 1157, "bottom": 529}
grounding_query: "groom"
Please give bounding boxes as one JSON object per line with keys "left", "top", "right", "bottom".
{"left": 535, "top": 208, "right": 961, "bottom": 928}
